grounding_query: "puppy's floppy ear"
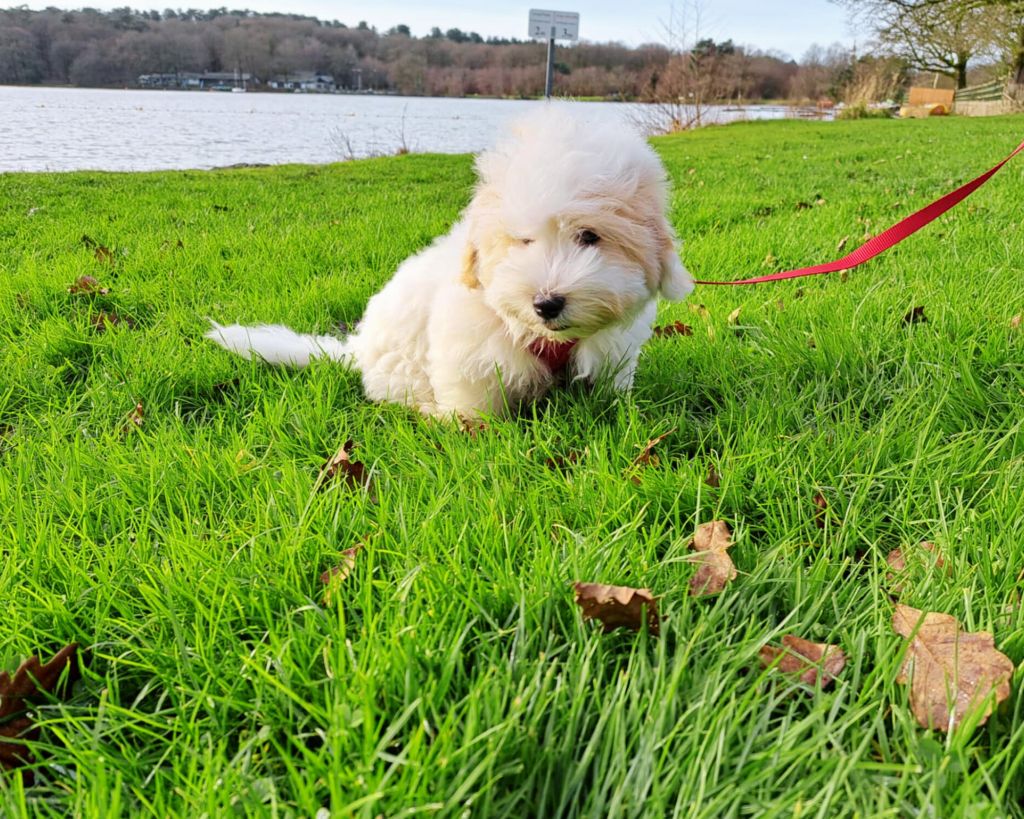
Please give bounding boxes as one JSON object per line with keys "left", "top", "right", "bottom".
{"left": 460, "top": 242, "right": 481, "bottom": 289}
{"left": 651, "top": 211, "right": 694, "bottom": 300}
{"left": 659, "top": 243, "right": 694, "bottom": 301}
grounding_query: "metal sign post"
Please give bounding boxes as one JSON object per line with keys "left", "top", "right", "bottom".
{"left": 528, "top": 9, "right": 580, "bottom": 99}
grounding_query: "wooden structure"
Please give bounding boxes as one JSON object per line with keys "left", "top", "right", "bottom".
{"left": 899, "top": 86, "right": 955, "bottom": 118}
{"left": 954, "top": 79, "right": 1022, "bottom": 117}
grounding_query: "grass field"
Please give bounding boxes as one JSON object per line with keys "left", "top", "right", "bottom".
{"left": 1, "top": 112, "right": 1023, "bottom": 817}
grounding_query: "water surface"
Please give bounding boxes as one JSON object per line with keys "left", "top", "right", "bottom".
{"left": 0, "top": 86, "right": 823, "bottom": 172}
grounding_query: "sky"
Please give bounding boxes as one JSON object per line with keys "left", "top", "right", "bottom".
{"left": 21, "top": 2, "right": 856, "bottom": 61}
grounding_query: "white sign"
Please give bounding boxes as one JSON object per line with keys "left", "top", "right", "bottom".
{"left": 528, "top": 9, "right": 580, "bottom": 41}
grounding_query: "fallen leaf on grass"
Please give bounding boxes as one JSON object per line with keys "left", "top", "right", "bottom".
{"left": 727, "top": 307, "right": 742, "bottom": 325}
{"left": 1011, "top": 314, "right": 1021, "bottom": 330}
{"left": 1, "top": 644, "right": 80, "bottom": 775}
{"left": 320, "top": 544, "right": 364, "bottom": 602}
{"left": 92, "top": 312, "right": 135, "bottom": 332}
{"left": 813, "top": 493, "right": 840, "bottom": 529}
{"left": 632, "top": 430, "right": 673, "bottom": 468}
{"left": 836, "top": 235, "right": 849, "bottom": 252}
{"left": 459, "top": 419, "right": 488, "bottom": 437}
{"left": 689, "top": 520, "right": 736, "bottom": 596}
{"left": 652, "top": 321, "right": 693, "bottom": 337}
{"left": 705, "top": 464, "right": 721, "bottom": 488}
{"left": 688, "top": 303, "right": 709, "bottom": 319}
{"left": 124, "top": 401, "right": 144, "bottom": 430}
{"left": 94, "top": 245, "right": 115, "bottom": 266}
{"left": 543, "top": 448, "right": 586, "bottom": 471}
{"left": 67, "top": 275, "right": 110, "bottom": 296}
{"left": 886, "top": 541, "right": 948, "bottom": 593}
{"left": 626, "top": 429, "right": 675, "bottom": 484}
{"left": 893, "top": 604, "right": 1014, "bottom": 732}
{"left": 573, "top": 582, "right": 660, "bottom": 635}
{"left": 318, "top": 440, "right": 372, "bottom": 494}
{"left": 903, "top": 306, "right": 927, "bottom": 325}
{"left": 759, "top": 635, "right": 846, "bottom": 687}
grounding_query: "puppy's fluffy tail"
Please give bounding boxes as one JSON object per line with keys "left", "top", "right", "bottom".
{"left": 205, "top": 321, "right": 352, "bottom": 368}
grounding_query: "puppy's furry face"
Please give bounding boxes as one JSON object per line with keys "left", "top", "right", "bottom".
{"left": 461, "top": 108, "right": 692, "bottom": 342}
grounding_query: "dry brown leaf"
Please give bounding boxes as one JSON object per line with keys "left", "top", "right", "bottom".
{"left": 893, "top": 604, "right": 1014, "bottom": 732}
{"left": 124, "top": 401, "right": 144, "bottom": 430}
{"left": 903, "top": 306, "right": 927, "bottom": 325}
{"left": 1011, "top": 314, "right": 1022, "bottom": 330}
{"left": 759, "top": 635, "right": 847, "bottom": 687}
{"left": 318, "top": 439, "right": 371, "bottom": 494}
{"left": 688, "top": 303, "right": 710, "bottom": 319}
{"left": 544, "top": 448, "right": 585, "bottom": 471}
{"left": 812, "top": 493, "right": 833, "bottom": 529}
{"left": 460, "top": 419, "right": 488, "bottom": 437}
{"left": 836, "top": 235, "right": 849, "bottom": 252}
{"left": 67, "top": 275, "right": 109, "bottom": 296}
{"left": 91, "top": 312, "right": 135, "bottom": 332}
{"left": 94, "top": 245, "right": 115, "bottom": 266}
{"left": 727, "top": 307, "right": 742, "bottom": 325}
{"left": 689, "top": 520, "right": 736, "bottom": 596}
{"left": 573, "top": 582, "right": 660, "bottom": 635}
{"left": 320, "top": 544, "right": 364, "bottom": 602}
{"left": 632, "top": 430, "right": 674, "bottom": 468}
{"left": 886, "top": 541, "right": 947, "bottom": 592}
{"left": 1, "top": 644, "right": 80, "bottom": 774}
{"left": 627, "top": 429, "right": 675, "bottom": 483}
{"left": 705, "top": 464, "right": 721, "bottom": 488}
{"left": 652, "top": 321, "right": 693, "bottom": 337}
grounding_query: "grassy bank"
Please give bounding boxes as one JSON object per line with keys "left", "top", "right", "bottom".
{"left": 1, "top": 114, "right": 1023, "bottom": 817}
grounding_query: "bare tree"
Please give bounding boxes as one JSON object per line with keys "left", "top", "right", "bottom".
{"left": 634, "top": 1, "right": 740, "bottom": 133}
{"left": 835, "top": 0, "right": 1020, "bottom": 87}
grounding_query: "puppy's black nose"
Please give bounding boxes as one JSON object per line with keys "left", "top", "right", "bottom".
{"left": 533, "top": 294, "right": 566, "bottom": 320}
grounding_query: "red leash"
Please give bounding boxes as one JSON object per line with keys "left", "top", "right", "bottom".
{"left": 693, "top": 137, "right": 1024, "bottom": 287}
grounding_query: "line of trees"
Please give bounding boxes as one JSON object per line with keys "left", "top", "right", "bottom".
{"left": 0, "top": 5, "right": 883, "bottom": 102}
{"left": 7, "top": 4, "right": 1015, "bottom": 101}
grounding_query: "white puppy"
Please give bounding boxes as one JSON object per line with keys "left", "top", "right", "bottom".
{"left": 207, "top": 106, "right": 693, "bottom": 418}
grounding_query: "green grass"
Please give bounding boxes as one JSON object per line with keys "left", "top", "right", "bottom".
{"left": 1, "top": 114, "right": 1023, "bottom": 817}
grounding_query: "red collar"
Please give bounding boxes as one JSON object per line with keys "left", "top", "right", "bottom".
{"left": 528, "top": 338, "right": 577, "bottom": 373}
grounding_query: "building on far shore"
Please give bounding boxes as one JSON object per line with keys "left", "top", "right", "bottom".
{"left": 267, "top": 72, "right": 336, "bottom": 92}
{"left": 137, "top": 72, "right": 253, "bottom": 90}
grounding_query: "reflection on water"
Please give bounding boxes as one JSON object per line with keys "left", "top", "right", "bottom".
{"left": 0, "top": 86, "right": 828, "bottom": 172}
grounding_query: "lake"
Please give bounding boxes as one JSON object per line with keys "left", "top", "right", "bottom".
{"left": 0, "top": 86, "right": 828, "bottom": 172}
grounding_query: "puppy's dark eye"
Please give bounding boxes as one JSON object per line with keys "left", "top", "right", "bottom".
{"left": 519, "top": 237, "right": 534, "bottom": 246}
{"left": 576, "top": 229, "right": 600, "bottom": 246}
